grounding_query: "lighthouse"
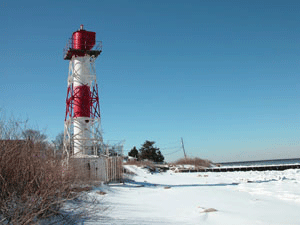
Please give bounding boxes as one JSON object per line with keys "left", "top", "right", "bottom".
{"left": 63, "top": 25, "right": 102, "bottom": 160}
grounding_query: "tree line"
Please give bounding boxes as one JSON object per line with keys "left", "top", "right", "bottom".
{"left": 128, "top": 140, "right": 164, "bottom": 163}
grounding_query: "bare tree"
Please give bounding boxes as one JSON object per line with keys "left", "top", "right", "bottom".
{"left": 0, "top": 110, "right": 28, "bottom": 140}
{"left": 22, "top": 129, "right": 47, "bottom": 143}
{"left": 52, "top": 131, "right": 64, "bottom": 158}
{"left": 0, "top": 113, "right": 102, "bottom": 224}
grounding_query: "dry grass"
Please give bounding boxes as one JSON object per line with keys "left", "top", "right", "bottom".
{"left": 0, "top": 140, "right": 86, "bottom": 224}
{"left": 173, "top": 157, "right": 212, "bottom": 168}
{"left": 0, "top": 112, "right": 106, "bottom": 224}
{"left": 124, "top": 160, "right": 155, "bottom": 168}
{"left": 124, "top": 160, "right": 157, "bottom": 174}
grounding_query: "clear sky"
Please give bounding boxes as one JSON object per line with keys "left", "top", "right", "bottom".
{"left": 1, "top": 0, "right": 300, "bottom": 162}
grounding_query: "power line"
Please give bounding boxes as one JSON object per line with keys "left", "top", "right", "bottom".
{"left": 163, "top": 149, "right": 182, "bottom": 155}
{"left": 160, "top": 146, "right": 180, "bottom": 151}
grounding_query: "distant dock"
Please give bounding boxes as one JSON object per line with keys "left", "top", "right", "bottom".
{"left": 177, "top": 164, "right": 300, "bottom": 173}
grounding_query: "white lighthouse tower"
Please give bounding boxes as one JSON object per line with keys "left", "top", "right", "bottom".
{"left": 63, "top": 25, "right": 102, "bottom": 161}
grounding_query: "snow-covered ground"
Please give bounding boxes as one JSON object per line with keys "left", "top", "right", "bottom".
{"left": 66, "top": 166, "right": 300, "bottom": 224}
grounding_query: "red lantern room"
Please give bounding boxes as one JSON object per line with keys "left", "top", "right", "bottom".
{"left": 64, "top": 25, "right": 102, "bottom": 60}
{"left": 72, "top": 25, "right": 95, "bottom": 51}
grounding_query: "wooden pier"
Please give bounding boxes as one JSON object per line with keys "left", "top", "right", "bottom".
{"left": 177, "top": 164, "right": 300, "bottom": 173}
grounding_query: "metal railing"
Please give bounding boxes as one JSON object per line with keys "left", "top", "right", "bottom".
{"left": 63, "top": 37, "right": 102, "bottom": 59}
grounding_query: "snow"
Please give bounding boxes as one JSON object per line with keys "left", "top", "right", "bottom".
{"left": 64, "top": 166, "right": 300, "bottom": 224}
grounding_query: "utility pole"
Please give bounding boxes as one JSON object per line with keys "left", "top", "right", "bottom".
{"left": 181, "top": 137, "right": 187, "bottom": 159}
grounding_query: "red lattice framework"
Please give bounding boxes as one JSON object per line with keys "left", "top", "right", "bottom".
{"left": 63, "top": 55, "right": 103, "bottom": 163}
{"left": 65, "top": 83, "right": 101, "bottom": 121}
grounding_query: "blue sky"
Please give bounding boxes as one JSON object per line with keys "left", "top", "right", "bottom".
{"left": 1, "top": 0, "right": 300, "bottom": 162}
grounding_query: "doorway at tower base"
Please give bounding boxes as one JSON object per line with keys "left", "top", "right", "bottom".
{"left": 69, "top": 156, "right": 123, "bottom": 183}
